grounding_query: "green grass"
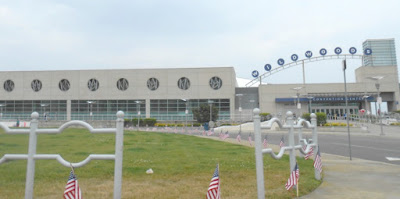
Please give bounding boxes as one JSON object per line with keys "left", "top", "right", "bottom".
{"left": 0, "top": 129, "right": 321, "bottom": 198}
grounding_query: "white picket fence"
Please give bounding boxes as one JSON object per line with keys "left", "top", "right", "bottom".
{"left": 252, "top": 109, "right": 320, "bottom": 199}
{"left": 0, "top": 111, "right": 125, "bottom": 199}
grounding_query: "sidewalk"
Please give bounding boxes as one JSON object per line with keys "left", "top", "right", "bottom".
{"left": 303, "top": 154, "right": 400, "bottom": 199}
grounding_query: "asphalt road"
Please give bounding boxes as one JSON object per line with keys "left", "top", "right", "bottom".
{"left": 260, "top": 132, "right": 400, "bottom": 165}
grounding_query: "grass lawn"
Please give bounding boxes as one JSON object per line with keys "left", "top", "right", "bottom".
{"left": 0, "top": 128, "right": 321, "bottom": 198}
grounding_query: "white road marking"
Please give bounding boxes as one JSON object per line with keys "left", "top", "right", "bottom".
{"left": 386, "top": 157, "right": 400, "bottom": 161}
{"left": 331, "top": 143, "right": 400, "bottom": 153}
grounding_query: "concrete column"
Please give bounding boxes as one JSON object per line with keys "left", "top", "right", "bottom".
{"left": 67, "top": 100, "right": 71, "bottom": 121}
{"left": 145, "top": 99, "right": 150, "bottom": 118}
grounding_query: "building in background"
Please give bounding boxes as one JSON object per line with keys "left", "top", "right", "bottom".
{"left": 363, "top": 38, "right": 397, "bottom": 66}
{"left": 0, "top": 39, "right": 398, "bottom": 122}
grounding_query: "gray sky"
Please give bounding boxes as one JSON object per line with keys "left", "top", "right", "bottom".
{"left": 1, "top": 0, "right": 399, "bottom": 84}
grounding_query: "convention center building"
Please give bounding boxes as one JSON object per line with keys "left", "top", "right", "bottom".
{"left": 0, "top": 38, "right": 398, "bottom": 122}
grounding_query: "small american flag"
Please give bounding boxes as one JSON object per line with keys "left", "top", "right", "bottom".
{"left": 248, "top": 133, "right": 252, "bottom": 146}
{"left": 279, "top": 136, "right": 285, "bottom": 148}
{"left": 313, "top": 147, "right": 322, "bottom": 173}
{"left": 64, "top": 169, "right": 82, "bottom": 199}
{"left": 222, "top": 131, "right": 229, "bottom": 140}
{"left": 236, "top": 133, "right": 241, "bottom": 142}
{"left": 206, "top": 164, "right": 220, "bottom": 199}
{"left": 304, "top": 146, "right": 314, "bottom": 160}
{"left": 263, "top": 135, "right": 268, "bottom": 148}
{"left": 285, "top": 162, "right": 299, "bottom": 191}
{"left": 207, "top": 129, "right": 214, "bottom": 136}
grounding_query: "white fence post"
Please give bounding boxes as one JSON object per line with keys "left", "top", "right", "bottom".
{"left": 253, "top": 108, "right": 265, "bottom": 199}
{"left": 114, "top": 111, "right": 124, "bottom": 199}
{"left": 311, "top": 113, "right": 320, "bottom": 180}
{"left": 25, "top": 112, "right": 39, "bottom": 199}
{"left": 286, "top": 111, "right": 296, "bottom": 173}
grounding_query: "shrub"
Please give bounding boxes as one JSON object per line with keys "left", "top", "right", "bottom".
{"left": 155, "top": 123, "right": 166, "bottom": 127}
{"left": 316, "top": 112, "right": 327, "bottom": 126}
{"left": 302, "top": 113, "right": 311, "bottom": 122}
{"left": 132, "top": 118, "right": 144, "bottom": 126}
{"left": 259, "top": 113, "right": 271, "bottom": 121}
{"left": 143, "top": 118, "right": 157, "bottom": 127}
{"left": 192, "top": 123, "right": 201, "bottom": 127}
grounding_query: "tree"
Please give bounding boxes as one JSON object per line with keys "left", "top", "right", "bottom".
{"left": 192, "top": 104, "right": 219, "bottom": 123}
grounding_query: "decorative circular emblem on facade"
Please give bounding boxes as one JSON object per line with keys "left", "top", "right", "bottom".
{"left": 59, "top": 79, "right": 70, "bottom": 91}
{"left": 209, "top": 76, "right": 223, "bottom": 90}
{"left": 147, "top": 77, "right": 159, "bottom": 91}
{"left": 117, "top": 78, "right": 129, "bottom": 91}
{"left": 177, "top": 77, "right": 190, "bottom": 90}
{"left": 3, "top": 80, "right": 14, "bottom": 92}
{"left": 31, "top": 79, "right": 42, "bottom": 92}
{"left": 87, "top": 78, "right": 99, "bottom": 91}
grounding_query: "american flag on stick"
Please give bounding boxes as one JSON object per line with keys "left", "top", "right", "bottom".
{"left": 263, "top": 135, "right": 268, "bottom": 148}
{"left": 236, "top": 133, "right": 241, "bottom": 142}
{"left": 206, "top": 164, "right": 220, "bottom": 199}
{"left": 313, "top": 147, "right": 322, "bottom": 173}
{"left": 207, "top": 129, "right": 214, "bottom": 136}
{"left": 248, "top": 133, "right": 252, "bottom": 146}
{"left": 279, "top": 136, "right": 285, "bottom": 148}
{"left": 64, "top": 167, "right": 82, "bottom": 199}
{"left": 304, "top": 146, "right": 314, "bottom": 160}
{"left": 222, "top": 131, "right": 229, "bottom": 140}
{"left": 285, "top": 162, "right": 299, "bottom": 191}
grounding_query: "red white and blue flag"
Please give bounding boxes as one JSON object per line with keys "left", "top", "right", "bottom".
{"left": 285, "top": 162, "right": 299, "bottom": 191}
{"left": 304, "top": 146, "right": 314, "bottom": 160}
{"left": 263, "top": 135, "right": 268, "bottom": 148}
{"left": 64, "top": 169, "right": 82, "bottom": 199}
{"left": 236, "top": 133, "right": 241, "bottom": 143}
{"left": 206, "top": 164, "right": 220, "bottom": 199}
{"left": 279, "top": 136, "right": 285, "bottom": 148}
{"left": 314, "top": 147, "right": 322, "bottom": 173}
{"left": 248, "top": 133, "right": 252, "bottom": 146}
{"left": 222, "top": 131, "right": 229, "bottom": 140}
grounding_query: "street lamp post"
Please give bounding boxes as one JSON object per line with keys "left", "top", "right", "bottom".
{"left": 87, "top": 101, "right": 96, "bottom": 120}
{"left": 342, "top": 59, "right": 352, "bottom": 160}
{"left": 291, "top": 87, "right": 302, "bottom": 118}
{"left": 307, "top": 96, "right": 314, "bottom": 113}
{"left": 182, "top": 99, "right": 189, "bottom": 133}
{"left": 208, "top": 100, "right": 214, "bottom": 130}
{"left": 368, "top": 76, "right": 385, "bottom": 136}
{"left": 236, "top": 94, "right": 243, "bottom": 134}
{"left": 135, "top": 100, "right": 143, "bottom": 131}
{"left": 40, "top": 103, "right": 49, "bottom": 121}
{"left": 362, "top": 95, "right": 370, "bottom": 123}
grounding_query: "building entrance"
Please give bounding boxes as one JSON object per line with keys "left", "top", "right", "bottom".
{"left": 312, "top": 106, "right": 359, "bottom": 120}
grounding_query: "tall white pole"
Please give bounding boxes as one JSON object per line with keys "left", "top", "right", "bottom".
{"left": 253, "top": 108, "right": 265, "bottom": 199}
{"left": 25, "top": 112, "right": 39, "bottom": 199}
{"left": 114, "top": 111, "right": 124, "bottom": 199}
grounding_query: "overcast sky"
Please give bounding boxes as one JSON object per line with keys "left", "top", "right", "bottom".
{"left": 0, "top": 0, "right": 399, "bottom": 84}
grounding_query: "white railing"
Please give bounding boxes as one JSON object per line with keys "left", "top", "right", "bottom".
{"left": 252, "top": 109, "right": 320, "bottom": 199}
{"left": 0, "top": 111, "right": 125, "bottom": 199}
